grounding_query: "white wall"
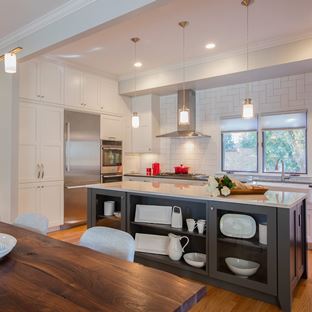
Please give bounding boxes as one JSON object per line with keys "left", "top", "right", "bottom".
{"left": 0, "top": 71, "right": 18, "bottom": 222}
{"left": 125, "top": 72, "right": 312, "bottom": 175}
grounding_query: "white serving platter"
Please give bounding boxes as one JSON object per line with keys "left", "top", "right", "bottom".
{"left": 135, "top": 233, "right": 169, "bottom": 255}
{"left": 135, "top": 205, "right": 172, "bottom": 225}
{"left": 220, "top": 214, "right": 256, "bottom": 239}
{"left": 0, "top": 233, "right": 17, "bottom": 259}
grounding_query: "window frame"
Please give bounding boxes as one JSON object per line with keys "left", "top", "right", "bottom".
{"left": 261, "top": 126, "right": 308, "bottom": 174}
{"left": 221, "top": 129, "right": 259, "bottom": 173}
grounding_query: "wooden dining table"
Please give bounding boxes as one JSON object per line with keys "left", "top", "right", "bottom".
{"left": 0, "top": 222, "right": 206, "bottom": 311}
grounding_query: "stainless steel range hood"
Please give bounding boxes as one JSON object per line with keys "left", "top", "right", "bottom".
{"left": 157, "top": 89, "right": 210, "bottom": 138}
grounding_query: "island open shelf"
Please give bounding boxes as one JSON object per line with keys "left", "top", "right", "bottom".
{"left": 87, "top": 181, "right": 308, "bottom": 312}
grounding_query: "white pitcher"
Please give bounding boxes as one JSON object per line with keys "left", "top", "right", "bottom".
{"left": 168, "top": 233, "right": 189, "bottom": 261}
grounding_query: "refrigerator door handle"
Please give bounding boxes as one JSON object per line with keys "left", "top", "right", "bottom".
{"left": 65, "top": 185, "right": 87, "bottom": 190}
{"left": 65, "top": 122, "right": 71, "bottom": 172}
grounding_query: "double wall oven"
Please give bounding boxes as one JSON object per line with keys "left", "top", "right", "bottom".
{"left": 101, "top": 140, "right": 123, "bottom": 183}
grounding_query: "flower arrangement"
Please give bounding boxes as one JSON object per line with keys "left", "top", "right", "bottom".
{"left": 207, "top": 175, "right": 236, "bottom": 197}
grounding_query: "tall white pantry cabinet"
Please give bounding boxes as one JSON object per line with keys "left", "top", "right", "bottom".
{"left": 18, "top": 60, "right": 64, "bottom": 228}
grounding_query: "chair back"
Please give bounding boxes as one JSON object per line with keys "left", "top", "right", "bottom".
{"left": 80, "top": 226, "right": 135, "bottom": 262}
{"left": 14, "top": 213, "right": 49, "bottom": 235}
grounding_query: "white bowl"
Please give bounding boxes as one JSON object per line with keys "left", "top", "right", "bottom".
{"left": 225, "top": 257, "right": 260, "bottom": 278}
{"left": 183, "top": 253, "right": 206, "bottom": 268}
{"left": 0, "top": 233, "right": 17, "bottom": 259}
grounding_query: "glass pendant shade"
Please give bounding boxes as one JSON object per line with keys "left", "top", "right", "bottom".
{"left": 179, "top": 108, "right": 190, "bottom": 125}
{"left": 4, "top": 53, "right": 16, "bottom": 73}
{"left": 242, "top": 98, "right": 254, "bottom": 119}
{"left": 132, "top": 112, "right": 140, "bottom": 128}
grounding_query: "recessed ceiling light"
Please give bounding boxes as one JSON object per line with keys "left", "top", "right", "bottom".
{"left": 205, "top": 42, "right": 216, "bottom": 49}
{"left": 58, "top": 54, "right": 81, "bottom": 59}
{"left": 134, "top": 61, "right": 142, "bottom": 68}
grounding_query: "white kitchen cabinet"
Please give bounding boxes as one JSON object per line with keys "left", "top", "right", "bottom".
{"left": 18, "top": 183, "right": 40, "bottom": 214}
{"left": 100, "top": 115, "right": 123, "bottom": 141}
{"left": 126, "top": 94, "right": 160, "bottom": 153}
{"left": 82, "top": 72, "right": 99, "bottom": 110}
{"left": 64, "top": 67, "right": 82, "bottom": 109}
{"left": 19, "top": 60, "right": 64, "bottom": 105}
{"left": 99, "top": 77, "right": 125, "bottom": 116}
{"left": 18, "top": 181, "right": 64, "bottom": 227}
{"left": 19, "top": 60, "right": 39, "bottom": 102}
{"left": 40, "top": 181, "right": 64, "bottom": 227}
{"left": 19, "top": 102, "right": 64, "bottom": 183}
{"left": 65, "top": 67, "right": 98, "bottom": 110}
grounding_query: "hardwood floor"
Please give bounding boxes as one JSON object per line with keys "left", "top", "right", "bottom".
{"left": 49, "top": 226, "right": 312, "bottom": 311}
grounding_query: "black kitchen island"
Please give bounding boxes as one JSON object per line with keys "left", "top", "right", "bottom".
{"left": 87, "top": 181, "right": 307, "bottom": 312}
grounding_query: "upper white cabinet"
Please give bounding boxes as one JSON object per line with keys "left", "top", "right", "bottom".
{"left": 65, "top": 68, "right": 99, "bottom": 110}
{"left": 19, "top": 102, "right": 64, "bottom": 183}
{"left": 100, "top": 115, "right": 123, "bottom": 141}
{"left": 65, "top": 66, "right": 125, "bottom": 116}
{"left": 82, "top": 72, "right": 99, "bottom": 110}
{"left": 19, "top": 60, "right": 64, "bottom": 105}
{"left": 99, "top": 77, "right": 125, "bottom": 116}
{"left": 125, "top": 94, "right": 160, "bottom": 153}
{"left": 64, "top": 67, "right": 82, "bottom": 108}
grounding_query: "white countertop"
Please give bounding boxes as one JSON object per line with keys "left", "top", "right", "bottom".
{"left": 87, "top": 181, "right": 307, "bottom": 209}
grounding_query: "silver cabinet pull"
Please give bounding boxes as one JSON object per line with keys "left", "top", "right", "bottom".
{"left": 37, "top": 164, "right": 41, "bottom": 179}
{"left": 210, "top": 207, "right": 214, "bottom": 211}
{"left": 65, "top": 122, "right": 71, "bottom": 172}
{"left": 41, "top": 164, "right": 44, "bottom": 179}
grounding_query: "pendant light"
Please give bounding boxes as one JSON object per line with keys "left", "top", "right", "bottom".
{"left": 131, "top": 37, "right": 140, "bottom": 128}
{"left": 0, "top": 47, "right": 23, "bottom": 74}
{"left": 242, "top": 0, "right": 254, "bottom": 119}
{"left": 178, "top": 21, "right": 190, "bottom": 126}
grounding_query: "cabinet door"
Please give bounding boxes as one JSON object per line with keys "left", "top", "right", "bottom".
{"left": 38, "top": 106, "right": 64, "bottom": 182}
{"left": 40, "top": 181, "right": 64, "bottom": 227}
{"left": 18, "top": 183, "right": 40, "bottom": 214}
{"left": 124, "top": 117, "right": 132, "bottom": 153}
{"left": 64, "top": 67, "right": 83, "bottom": 108}
{"left": 100, "top": 115, "right": 123, "bottom": 141}
{"left": 132, "top": 125, "right": 152, "bottom": 153}
{"left": 99, "top": 78, "right": 124, "bottom": 115}
{"left": 19, "top": 103, "right": 41, "bottom": 183}
{"left": 296, "top": 205, "right": 305, "bottom": 278}
{"left": 208, "top": 201, "right": 277, "bottom": 295}
{"left": 307, "top": 209, "right": 312, "bottom": 243}
{"left": 19, "top": 60, "right": 40, "bottom": 101}
{"left": 40, "top": 62, "right": 64, "bottom": 105}
{"left": 82, "top": 73, "right": 99, "bottom": 110}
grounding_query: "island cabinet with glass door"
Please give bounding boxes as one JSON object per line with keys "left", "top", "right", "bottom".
{"left": 86, "top": 183, "right": 307, "bottom": 312}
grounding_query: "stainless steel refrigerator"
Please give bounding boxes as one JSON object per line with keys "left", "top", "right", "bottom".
{"left": 63, "top": 111, "right": 100, "bottom": 228}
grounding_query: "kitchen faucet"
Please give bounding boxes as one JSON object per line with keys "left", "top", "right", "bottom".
{"left": 275, "top": 159, "right": 287, "bottom": 181}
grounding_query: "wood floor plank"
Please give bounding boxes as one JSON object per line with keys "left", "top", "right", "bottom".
{"left": 49, "top": 226, "right": 312, "bottom": 312}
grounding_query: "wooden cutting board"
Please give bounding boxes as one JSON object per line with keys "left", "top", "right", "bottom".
{"left": 230, "top": 186, "right": 268, "bottom": 195}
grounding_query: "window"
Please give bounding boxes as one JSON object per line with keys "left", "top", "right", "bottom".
{"left": 262, "top": 112, "right": 307, "bottom": 174}
{"left": 221, "top": 117, "right": 258, "bottom": 172}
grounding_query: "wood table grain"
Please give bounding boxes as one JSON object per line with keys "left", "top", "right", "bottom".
{"left": 0, "top": 222, "right": 206, "bottom": 312}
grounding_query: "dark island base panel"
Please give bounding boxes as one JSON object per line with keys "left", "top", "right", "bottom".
{"left": 87, "top": 188, "right": 308, "bottom": 312}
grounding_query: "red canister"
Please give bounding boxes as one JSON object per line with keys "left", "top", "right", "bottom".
{"left": 146, "top": 168, "right": 152, "bottom": 176}
{"left": 152, "top": 162, "right": 160, "bottom": 175}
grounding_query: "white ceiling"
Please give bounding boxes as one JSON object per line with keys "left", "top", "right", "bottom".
{"left": 0, "top": 0, "right": 72, "bottom": 40}
{"left": 42, "top": 0, "right": 312, "bottom": 77}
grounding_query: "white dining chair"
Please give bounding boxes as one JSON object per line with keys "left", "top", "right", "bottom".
{"left": 14, "top": 213, "right": 49, "bottom": 235}
{"left": 80, "top": 226, "right": 135, "bottom": 262}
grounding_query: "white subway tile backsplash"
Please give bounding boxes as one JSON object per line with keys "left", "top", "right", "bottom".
{"left": 125, "top": 72, "right": 311, "bottom": 175}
